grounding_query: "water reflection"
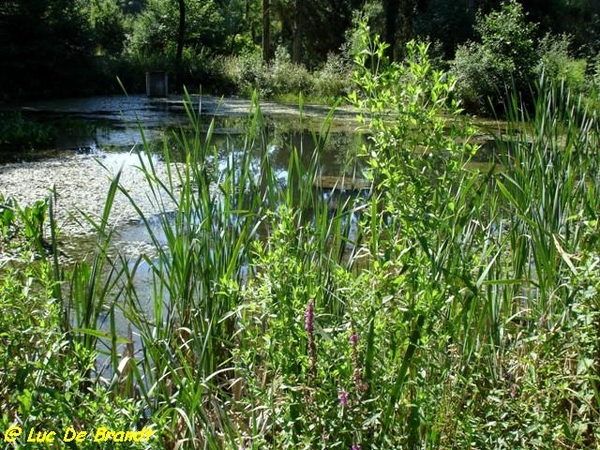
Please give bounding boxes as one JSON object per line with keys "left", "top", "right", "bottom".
{"left": 3, "top": 95, "right": 504, "bottom": 368}
{"left": 18, "top": 109, "right": 363, "bottom": 347}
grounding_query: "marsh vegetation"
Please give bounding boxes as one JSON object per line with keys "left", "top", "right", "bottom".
{"left": 2, "top": 19, "right": 600, "bottom": 449}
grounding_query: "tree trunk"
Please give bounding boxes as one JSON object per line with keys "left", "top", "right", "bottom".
{"left": 262, "top": 0, "right": 270, "bottom": 62}
{"left": 383, "top": 0, "right": 399, "bottom": 59}
{"left": 175, "top": 0, "right": 186, "bottom": 87}
{"left": 292, "top": 0, "right": 302, "bottom": 64}
{"left": 467, "top": 0, "right": 476, "bottom": 19}
{"left": 398, "top": 0, "right": 415, "bottom": 58}
{"left": 246, "top": 0, "right": 256, "bottom": 43}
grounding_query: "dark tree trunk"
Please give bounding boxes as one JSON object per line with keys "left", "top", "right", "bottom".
{"left": 292, "top": 0, "right": 302, "bottom": 64}
{"left": 246, "top": 0, "right": 256, "bottom": 43}
{"left": 262, "top": 0, "right": 271, "bottom": 62}
{"left": 175, "top": 0, "right": 186, "bottom": 87}
{"left": 467, "top": 0, "right": 476, "bottom": 21}
{"left": 398, "top": 0, "right": 415, "bottom": 57}
{"left": 383, "top": 0, "right": 399, "bottom": 59}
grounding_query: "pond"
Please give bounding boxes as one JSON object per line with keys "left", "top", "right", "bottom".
{"left": 0, "top": 94, "right": 367, "bottom": 349}
{"left": 0, "top": 94, "right": 502, "bottom": 356}
{"left": 1, "top": 94, "right": 364, "bottom": 231}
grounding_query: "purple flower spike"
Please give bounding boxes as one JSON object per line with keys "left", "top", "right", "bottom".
{"left": 305, "top": 300, "right": 317, "bottom": 380}
{"left": 305, "top": 300, "right": 315, "bottom": 332}
{"left": 338, "top": 388, "right": 349, "bottom": 407}
{"left": 351, "top": 445, "right": 361, "bottom": 450}
{"left": 349, "top": 331, "right": 359, "bottom": 346}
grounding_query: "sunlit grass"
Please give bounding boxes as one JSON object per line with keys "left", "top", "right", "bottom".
{"left": 2, "top": 44, "right": 600, "bottom": 448}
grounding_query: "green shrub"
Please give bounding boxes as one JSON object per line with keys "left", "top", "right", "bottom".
{"left": 313, "top": 52, "right": 353, "bottom": 99}
{"left": 451, "top": 0, "right": 537, "bottom": 115}
{"left": 537, "top": 33, "right": 587, "bottom": 91}
{"left": 216, "top": 51, "right": 268, "bottom": 96}
{"left": 267, "top": 46, "right": 313, "bottom": 98}
{"left": 452, "top": 42, "right": 517, "bottom": 114}
{"left": 213, "top": 47, "right": 352, "bottom": 100}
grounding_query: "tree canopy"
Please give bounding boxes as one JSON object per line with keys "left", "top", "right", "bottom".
{"left": 0, "top": 0, "right": 94, "bottom": 97}
{"left": 0, "top": 0, "right": 598, "bottom": 99}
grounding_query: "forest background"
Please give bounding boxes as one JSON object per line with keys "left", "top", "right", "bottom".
{"left": 2, "top": 0, "right": 600, "bottom": 115}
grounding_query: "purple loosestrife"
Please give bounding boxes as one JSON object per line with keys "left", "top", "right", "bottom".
{"left": 305, "top": 299, "right": 315, "bottom": 332}
{"left": 350, "top": 328, "right": 368, "bottom": 393}
{"left": 305, "top": 300, "right": 317, "bottom": 381}
{"left": 338, "top": 388, "right": 349, "bottom": 407}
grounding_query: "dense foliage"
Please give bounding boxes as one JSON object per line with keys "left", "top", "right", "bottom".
{"left": 0, "top": 0, "right": 95, "bottom": 97}
{"left": 3, "top": 20, "right": 600, "bottom": 447}
{"left": 1, "top": 0, "right": 600, "bottom": 113}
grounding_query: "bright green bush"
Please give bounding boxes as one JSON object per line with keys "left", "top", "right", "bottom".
{"left": 223, "top": 23, "right": 481, "bottom": 449}
{"left": 451, "top": 0, "right": 537, "bottom": 114}
{"left": 537, "top": 33, "right": 587, "bottom": 91}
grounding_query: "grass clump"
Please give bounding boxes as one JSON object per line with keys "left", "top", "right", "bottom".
{"left": 0, "top": 113, "right": 56, "bottom": 152}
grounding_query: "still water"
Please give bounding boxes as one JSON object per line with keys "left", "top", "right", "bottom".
{"left": 2, "top": 95, "right": 499, "bottom": 356}
{"left": 2, "top": 95, "right": 366, "bottom": 351}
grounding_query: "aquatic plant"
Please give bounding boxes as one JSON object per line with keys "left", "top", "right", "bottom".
{"left": 0, "top": 112, "right": 56, "bottom": 152}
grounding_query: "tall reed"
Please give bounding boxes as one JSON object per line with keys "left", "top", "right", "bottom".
{"left": 35, "top": 35, "right": 600, "bottom": 448}
{"left": 497, "top": 76, "right": 600, "bottom": 315}
{"left": 99, "top": 91, "right": 358, "bottom": 447}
